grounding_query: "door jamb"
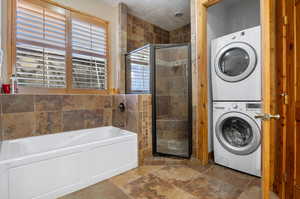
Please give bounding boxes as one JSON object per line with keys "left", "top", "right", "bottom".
{"left": 196, "top": 1, "right": 276, "bottom": 199}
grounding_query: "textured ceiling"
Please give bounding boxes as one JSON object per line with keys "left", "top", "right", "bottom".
{"left": 100, "top": 0, "right": 190, "bottom": 31}
{"left": 223, "top": 0, "right": 246, "bottom": 7}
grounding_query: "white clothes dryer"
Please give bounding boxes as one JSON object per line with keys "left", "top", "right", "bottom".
{"left": 211, "top": 26, "right": 261, "bottom": 101}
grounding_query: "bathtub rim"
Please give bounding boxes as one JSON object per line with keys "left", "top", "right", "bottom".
{"left": 0, "top": 126, "right": 137, "bottom": 166}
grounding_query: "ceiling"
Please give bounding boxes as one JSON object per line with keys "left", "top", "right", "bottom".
{"left": 100, "top": 0, "right": 190, "bottom": 31}
{"left": 222, "top": 0, "right": 253, "bottom": 7}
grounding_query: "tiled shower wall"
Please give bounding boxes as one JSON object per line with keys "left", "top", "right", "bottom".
{"left": 0, "top": 94, "right": 152, "bottom": 162}
{"left": 127, "top": 14, "right": 170, "bottom": 52}
{"left": 155, "top": 47, "right": 190, "bottom": 156}
{"left": 170, "top": 24, "right": 191, "bottom": 43}
{"left": 127, "top": 14, "right": 191, "bottom": 52}
{"left": 124, "top": 11, "right": 193, "bottom": 157}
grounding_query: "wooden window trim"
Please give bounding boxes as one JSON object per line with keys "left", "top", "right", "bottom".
{"left": 8, "top": 0, "right": 112, "bottom": 94}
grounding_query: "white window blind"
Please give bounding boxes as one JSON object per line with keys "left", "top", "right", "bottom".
{"left": 71, "top": 16, "right": 107, "bottom": 90}
{"left": 127, "top": 46, "right": 150, "bottom": 93}
{"left": 15, "top": 0, "right": 66, "bottom": 88}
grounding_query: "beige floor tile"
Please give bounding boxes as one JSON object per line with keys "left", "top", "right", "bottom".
{"left": 186, "top": 161, "right": 213, "bottom": 173}
{"left": 182, "top": 173, "right": 243, "bottom": 199}
{"left": 248, "top": 178, "right": 261, "bottom": 187}
{"left": 123, "top": 173, "right": 197, "bottom": 199}
{"left": 152, "top": 165, "right": 202, "bottom": 188}
{"left": 109, "top": 165, "right": 163, "bottom": 188}
{"left": 58, "top": 164, "right": 266, "bottom": 199}
{"left": 58, "top": 180, "right": 130, "bottom": 199}
{"left": 237, "top": 186, "right": 279, "bottom": 199}
{"left": 203, "top": 164, "right": 257, "bottom": 191}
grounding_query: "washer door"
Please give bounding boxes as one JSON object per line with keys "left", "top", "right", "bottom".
{"left": 215, "top": 112, "right": 261, "bottom": 155}
{"left": 215, "top": 42, "right": 257, "bottom": 82}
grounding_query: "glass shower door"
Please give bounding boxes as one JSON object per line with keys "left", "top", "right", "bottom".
{"left": 152, "top": 44, "right": 192, "bottom": 158}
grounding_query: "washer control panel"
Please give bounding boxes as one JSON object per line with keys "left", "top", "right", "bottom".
{"left": 246, "top": 103, "right": 262, "bottom": 111}
{"left": 232, "top": 103, "right": 238, "bottom": 109}
{"left": 213, "top": 102, "right": 262, "bottom": 112}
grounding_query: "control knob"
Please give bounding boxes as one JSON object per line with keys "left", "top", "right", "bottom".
{"left": 232, "top": 104, "right": 238, "bottom": 109}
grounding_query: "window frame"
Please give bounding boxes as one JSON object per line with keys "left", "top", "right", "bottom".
{"left": 8, "top": 0, "right": 111, "bottom": 94}
{"left": 125, "top": 44, "right": 151, "bottom": 94}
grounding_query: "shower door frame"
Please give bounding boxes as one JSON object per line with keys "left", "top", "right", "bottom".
{"left": 151, "top": 43, "right": 193, "bottom": 159}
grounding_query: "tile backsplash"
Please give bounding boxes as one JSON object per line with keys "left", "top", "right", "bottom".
{"left": 0, "top": 94, "right": 122, "bottom": 140}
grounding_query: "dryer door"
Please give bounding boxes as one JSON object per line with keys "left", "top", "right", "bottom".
{"left": 215, "top": 112, "right": 261, "bottom": 155}
{"left": 215, "top": 42, "right": 257, "bottom": 82}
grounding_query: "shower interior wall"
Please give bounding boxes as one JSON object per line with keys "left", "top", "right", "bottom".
{"left": 155, "top": 46, "right": 191, "bottom": 157}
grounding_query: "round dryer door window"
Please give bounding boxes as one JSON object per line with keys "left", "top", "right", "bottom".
{"left": 215, "top": 42, "right": 257, "bottom": 82}
{"left": 215, "top": 112, "right": 261, "bottom": 155}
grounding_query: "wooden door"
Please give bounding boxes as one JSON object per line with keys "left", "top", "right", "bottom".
{"left": 282, "top": 0, "right": 300, "bottom": 198}
{"left": 294, "top": 0, "right": 300, "bottom": 197}
{"left": 273, "top": 0, "right": 289, "bottom": 198}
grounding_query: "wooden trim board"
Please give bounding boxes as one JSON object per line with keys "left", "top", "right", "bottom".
{"left": 261, "top": 0, "right": 277, "bottom": 198}
{"left": 196, "top": 0, "right": 209, "bottom": 165}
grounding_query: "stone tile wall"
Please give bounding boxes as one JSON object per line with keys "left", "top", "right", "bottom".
{"left": 170, "top": 24, "right": 191, "bottom": 43}
{"left": 127, "top": 14, "right": 191, "bottom": 52}
{"left": 117, "top": 3, "right": 128, "bottom": 93}
{"left": 125, "top": 94, "right": 152, "bottom": 164}
{"left": 127, "top": 14, "right": 170, "bottom": 52}
{"left": 0, "top": 94, "right": 152, "bottom": 163}
{"left": 0, "top": 94, "right": 115, "bottom": 140}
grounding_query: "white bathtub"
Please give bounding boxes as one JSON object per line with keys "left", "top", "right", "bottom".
{"left": 0, "top": 126, "right": 138, "bottom": 199}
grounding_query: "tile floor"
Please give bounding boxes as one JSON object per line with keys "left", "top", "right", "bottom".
{"left": 60, "top": 161, "right": 274, "bottom": 199}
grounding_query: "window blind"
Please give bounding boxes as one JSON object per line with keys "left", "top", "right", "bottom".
{"left": 15, "top": 0, "right": 67, "bottom": 88}
{"left": 71, "top": 16, "right": 107, "bottom": 90}
{"left": 126, "top": 46, "right": 150, "bottom": 93}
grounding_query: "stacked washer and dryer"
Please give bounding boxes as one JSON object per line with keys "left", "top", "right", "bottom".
{"left": 211, "top": 26, "right": 262, "bottom": 177}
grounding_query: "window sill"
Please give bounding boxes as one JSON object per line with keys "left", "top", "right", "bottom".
{"left": 15, "top": 86, "right": 112, "bottom": 95}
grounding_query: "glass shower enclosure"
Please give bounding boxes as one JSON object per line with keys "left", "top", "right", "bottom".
{"left": 126, "top": 44, "right": 192, "bottom": 158}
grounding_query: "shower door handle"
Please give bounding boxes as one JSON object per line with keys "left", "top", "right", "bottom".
{"left": 255, "top": 113, "right": 280, "bottom": 120}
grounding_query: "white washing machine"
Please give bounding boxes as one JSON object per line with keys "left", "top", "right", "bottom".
{"left": 211, "top": 26, "right": 261, "bottom": 101}
{"left": 213, "top": 101, "right": 261, "bottom": 177}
